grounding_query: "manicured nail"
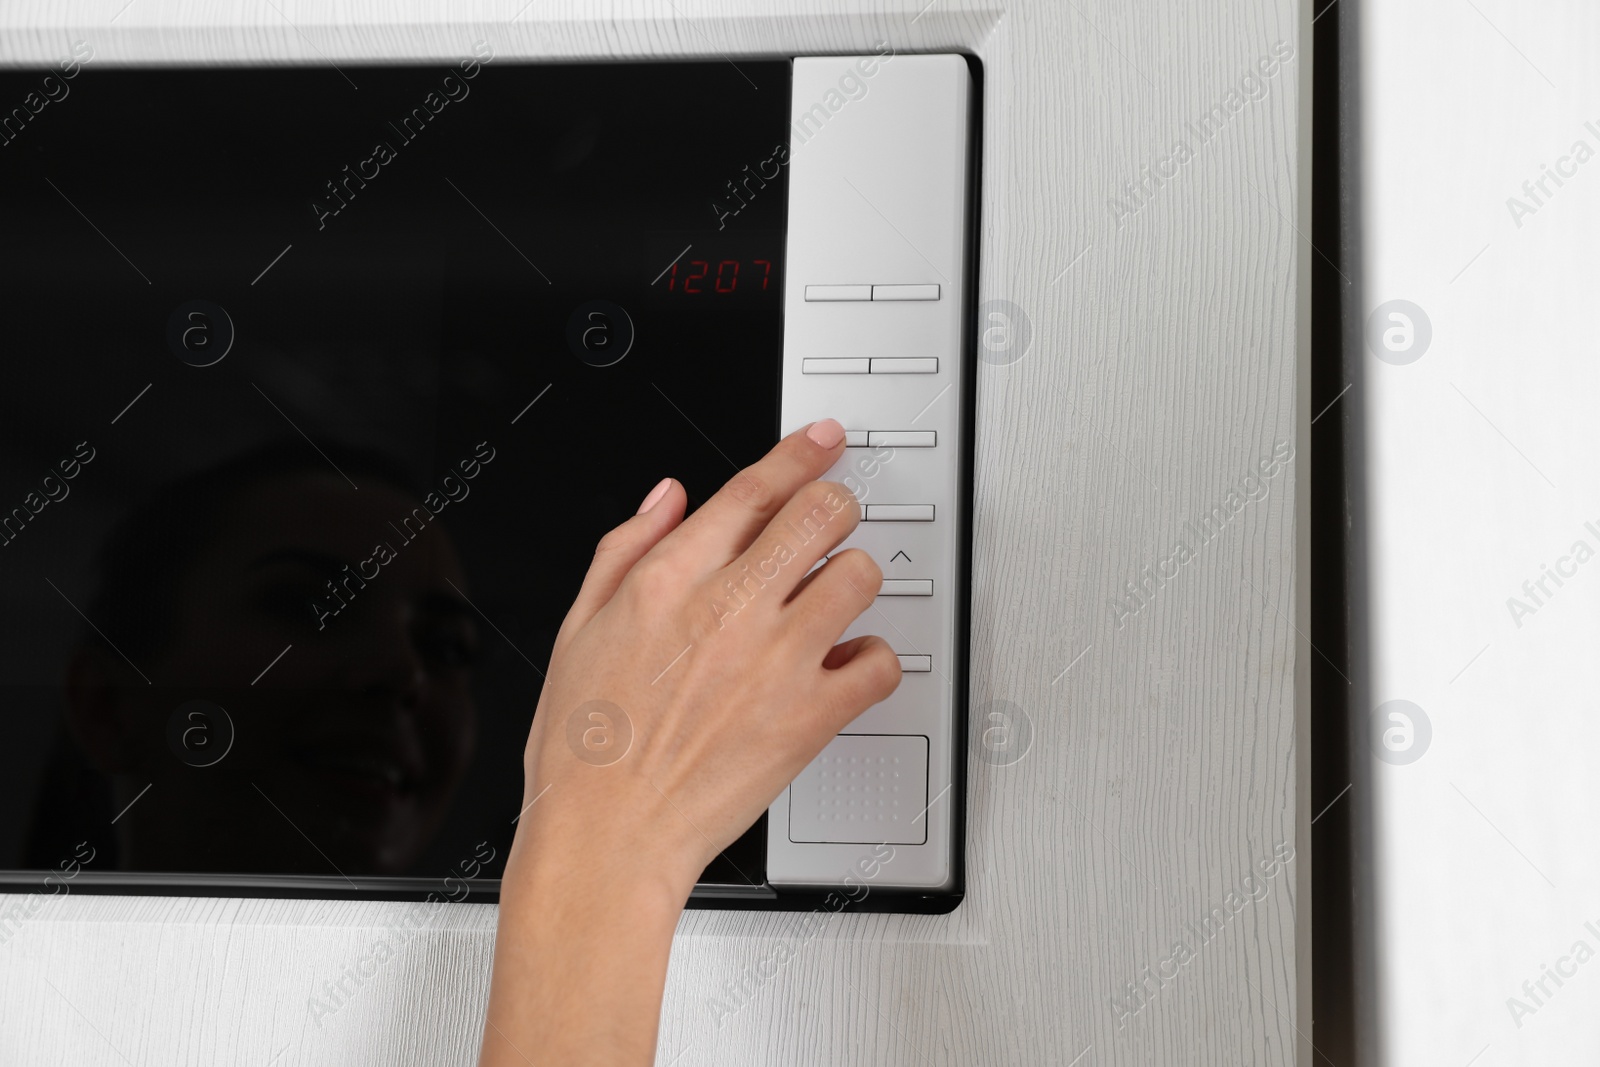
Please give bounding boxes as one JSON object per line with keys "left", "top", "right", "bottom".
{"left": 805, "top": 418, "right": 845, "bottom": 449}
{"left": 637, "top": 477, "right": 672, "bottom": 514}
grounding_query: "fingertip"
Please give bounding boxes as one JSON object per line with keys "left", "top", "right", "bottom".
{"left": 821, "top": 634, "right": 867, "bottom": 670}
{"left": 820, "top": 635, "right": 901, "bottom": 730}
{"left": 824, "top": 633, "right": 897, "bottom": 680}
{"left": 804, "top": 418, "right": 845, "bottom": 450}
{"left": 860, "top": 635, "right": 903, "bottom": 693}
{"left": 637, "top": 477, "right": 674, "bottom": 515}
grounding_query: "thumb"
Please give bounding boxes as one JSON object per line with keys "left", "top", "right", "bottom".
{"left": 557, "top": 477, "right": 685, "bottom": 642}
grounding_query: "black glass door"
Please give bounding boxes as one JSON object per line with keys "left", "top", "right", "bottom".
{"left": 0, "top": 55, "right": 791, "bottom": 898}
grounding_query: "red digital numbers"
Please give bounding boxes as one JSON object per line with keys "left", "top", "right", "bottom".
{"left": 666, "top": 258, "right": 773, "bottom": 294}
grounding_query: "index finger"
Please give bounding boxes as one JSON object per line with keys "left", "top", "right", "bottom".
{"left": 652, "top": 419, "right": 848, "bottom": 573}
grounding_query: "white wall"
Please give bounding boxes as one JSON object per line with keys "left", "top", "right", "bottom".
{"left": 0, "top": 2, "right": 1309, "bottom": 1063}
{"left": 1361, "top": 1, "right": 1600, "bottom": 1063}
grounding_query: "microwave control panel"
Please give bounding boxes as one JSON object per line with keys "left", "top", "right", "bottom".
{"left": 770, "top": 54, "right": 973, "bottom": 896}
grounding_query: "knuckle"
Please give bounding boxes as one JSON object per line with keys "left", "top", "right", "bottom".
{"left": 742, "top": 536, "right": 791, "bottom": 580}
{"left": 724, "top": 471, "right": 776, "bottom": 514}
{"left": 591, "top": 525, "right": 634, "bottom": 564}
{"left": 790, "top": 595, "right": 841, "bottom": 638}
{"left": 788, "top": 482, "right": 854, "bottom": 534}
{"left": 796, "top": 556, "right": 875, "bottom": 626}
{"left": 813, "top": 480, "right": 859, "bottom": 521}
{"left": 821, "top": 549, "right": 879, "bottom": 602}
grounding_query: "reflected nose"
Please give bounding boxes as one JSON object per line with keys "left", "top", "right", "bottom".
{"left": 335, "top": 600, "right": 429, "bottom": 710}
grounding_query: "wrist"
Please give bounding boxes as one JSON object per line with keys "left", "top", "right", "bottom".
{"left": 500, "top": 817, "right": 699, "bottom": 924}
{"left": 503, "top": 768, "right": 711, "bottom": 912}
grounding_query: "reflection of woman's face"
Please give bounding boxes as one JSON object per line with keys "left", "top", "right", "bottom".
{"left": 79, "top": 471, "right": 480, "bottom": 876}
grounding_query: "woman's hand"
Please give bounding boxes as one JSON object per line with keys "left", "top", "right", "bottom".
{"left": 479, "top": 419, "right": 901, "bottom": 1067}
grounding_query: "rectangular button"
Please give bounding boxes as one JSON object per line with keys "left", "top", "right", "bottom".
{"left": 844, "top": 430, "right": 869, "bottom": 447}
{"left": 880, "top": 579, "right": 933, "bottom": 596}
{"left": 802, "top": 358, "right": 870, "bottom": 374}
{"left": 897, "top": 655, "right": 932, "bottom": 672}
{"left": 788, "top": 734, "right": 929, "bottom": 845}
{"left": 864, "top": 504, "right": 935, "bottom": 522}
{"left": 872, "top": 284, "right": 940, "bottom": 301}
{"left": 868, "top": 431, "right": 936, "bottom": 448}
{"left": 870, "top": 357, "right": 938, "bottom": 374}
{"left": 804, "top": 284, "right": 871, "bottom": 301}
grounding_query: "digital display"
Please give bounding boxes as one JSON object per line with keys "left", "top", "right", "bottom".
{"left": 0, "top": 56, "right": 792, "bottom": 899}
{"left": 665, "top": 258, "right": 774, "bottom": 294}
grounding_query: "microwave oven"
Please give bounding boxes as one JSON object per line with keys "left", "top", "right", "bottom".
{"left": 0, "top": 49, "right": 977, "bottom": 912}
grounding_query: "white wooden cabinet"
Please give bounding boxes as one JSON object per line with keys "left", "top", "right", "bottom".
{"left": 0, "top": 2, "right": 1309, "bottom": 1063}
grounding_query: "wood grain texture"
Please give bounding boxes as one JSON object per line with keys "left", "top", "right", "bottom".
{"left": 0, "top": 1, "right": 1307, "bottom": 1063}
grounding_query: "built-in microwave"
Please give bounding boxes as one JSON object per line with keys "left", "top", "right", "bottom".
{"left": 0, "top": 49, "right": 977, "bottom": 912}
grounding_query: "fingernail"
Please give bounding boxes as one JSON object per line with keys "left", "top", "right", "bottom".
{"left": 637, "top": 477, "right": 672, "bottom": 514}
{"left": 805, "top": 418, "right": 845, "bottom": 449}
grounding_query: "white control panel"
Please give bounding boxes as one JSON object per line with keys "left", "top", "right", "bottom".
{"left": 769, "top": 54, "right": 972, "bottom": 894}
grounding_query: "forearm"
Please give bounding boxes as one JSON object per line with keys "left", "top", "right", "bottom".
{"left": 479, "top": 845, "right": 691, "bottom": 1067}
{"left": 476, "top": 420, "right": 896, "bottom": 1063}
